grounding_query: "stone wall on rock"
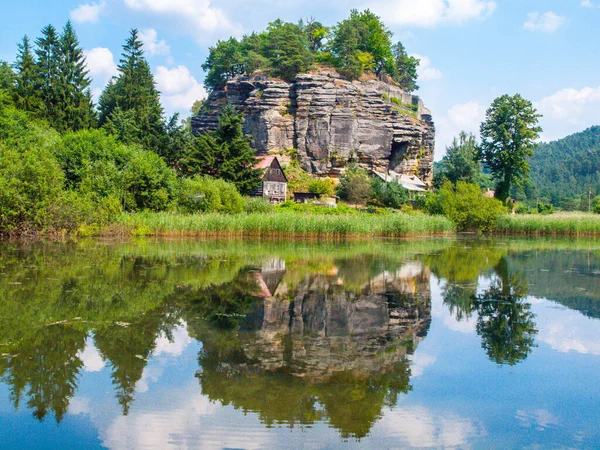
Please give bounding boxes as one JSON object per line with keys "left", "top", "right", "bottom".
{"left": 192, "top": 69, "right": 435, "bottom": 184}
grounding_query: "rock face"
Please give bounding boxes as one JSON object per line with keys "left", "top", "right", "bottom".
{"left": 192, "top": 70, "right": 435, "bottom": 183}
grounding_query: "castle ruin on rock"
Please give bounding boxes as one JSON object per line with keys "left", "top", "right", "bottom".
{"left": 192, "top": 69, "right": 435, "bottom": 184}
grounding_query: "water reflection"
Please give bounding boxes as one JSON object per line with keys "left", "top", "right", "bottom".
{"left": 1, "top": 238, "right": 600, "bottom": 448}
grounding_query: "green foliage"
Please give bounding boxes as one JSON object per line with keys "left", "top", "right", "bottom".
{"left": 13, "top": 36, "right": 43, "bottom": 114}
{"left": 479, "top": 94, "right": 542, "bottom": 201}
{"left": 593, "top": 196, "right": 600, "bottom": 214}
{"left": 122, "top": 150, "right": 176, "bottom": 211}
{"left": 371, "top": 177, "right": 409, "bottom": 209}
{"left": 308, "top": 177, "right": 336, "bottom": 196}
{"left": 177, "top": 176, "right": 244, "bottom": 214}
{"left": 0, "top": 61, "right": 16, "bottom": 91}
{"left": 391, "top": 42, "right": 419, "bottom": 92}
{"left": 434, "top": 132, "right": 484, "bottom": 188}
{"left": 528, "top": 126, "right": 600, "bottom": 207}
{"left": 98, "top": 29, "right": 165, "bottom": 153}
{"left": 264, "top": 20, "right": 313, "bottom": 80}
{"left": 0, "top": 142, "right": 64, "bottom": 234}
{"left": 537, "top": 202, "right": 554, "bottom": 215}
{"left": 243, "top": 197, "right": 275, "bottom": 214}
{"left": 284, "top": 158, "right": 313, "bottom": 193}
{"left": 48, "top": 191, "right": 122, "bottom": 234}
{"left": 181, "top": 107, "right": 262, "bottom": 194}
{"left": 202, "top": 11, "right": 419, "bottom": 89}
{"left": 428, "top": 181, "right": 506, "bottom": 232}
{"left": 337, "top": 163, "right": 373, "bottom": 205}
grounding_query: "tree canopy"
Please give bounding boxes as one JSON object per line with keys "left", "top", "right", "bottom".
{"left": 202, "top": 10, "right": 420, "bottom": 92}
{"left": 479, "top": 94, "right": 542, "bottom": 201}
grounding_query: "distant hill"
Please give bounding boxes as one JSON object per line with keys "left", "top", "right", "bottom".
{"left": 529, "top": 126, "right": 600, "bottom": 206}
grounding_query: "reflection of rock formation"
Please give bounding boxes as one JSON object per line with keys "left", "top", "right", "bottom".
{"left": 242, "top": 261, "right": 431, "bottom": 382}
{"left": 195, "top": 260, "right": 431, "bottom": 438}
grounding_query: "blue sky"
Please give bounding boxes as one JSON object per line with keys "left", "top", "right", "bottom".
{"left": 1, "top": 0, "right": 599, "bottom": 158}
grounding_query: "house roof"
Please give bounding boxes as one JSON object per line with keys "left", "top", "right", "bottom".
{"left": 254, "top": 155, "right": 277, "bottom": 170}
{"left": 372, "top": 170, "right": 429, "bottom": 192}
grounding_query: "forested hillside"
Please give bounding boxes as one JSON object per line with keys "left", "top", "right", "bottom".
{"left": 528, "top": 126, "right": 600, "bottom": 208}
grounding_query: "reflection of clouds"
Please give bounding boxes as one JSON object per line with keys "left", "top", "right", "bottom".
{"left": 154, "top": 324, "right": 192, "bottom": 357}
{"left": 69, "top": 396, "right": 91, "bottom": 415}
{"left": 101, "top": 393, "right": 274, "bottom": 450}
{"left": 536, "top": 305, "right": 600, "bottom": 356}
{"left": 431, "top": 277, "right": 477, "bottom": 335}
{"left": 378, "top": 406, "right": 485, "bottom": 449}
{"left": 136, "top": 366, "right": 163, "bottom": 394}
{"left": 409, "top": 353, "right": 436, "bottom": 377}
{"left": 78, "top": 338, "right": 105, "bottom": 372}
{"left": 516, "top": 409, "right": 559, "bottom": 431}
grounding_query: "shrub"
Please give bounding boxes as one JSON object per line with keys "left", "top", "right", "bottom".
{"left": 244, "top": 197, "right": 275, "bottom": 214}
{"left": 337, "top": 163, "right": 372, "bottom": 205}
{"left": 592, "top": 196, "right": 600, "bottom": 214}
{"left": 0, "top": 143, "right": 64, "bottom": 233}
{"left": 308, "top": 177, "right": 336, "bottom": 196}
{"left": 123, "top": 150, "right": 177, "bottom": 211}
{"left": 177, "top": 176, "right": 244, "bottom": 214}
{"left": 428, "top": 181, "right": 506, "bottom": 232}
{"left": 371, "top": 177, "right": 409, "bottom": 209}
{"left": 537, "top": 202, "right": 554, "bottom": 215}
{"left": 48, "top": 191, "right": 122, "bottom": 233}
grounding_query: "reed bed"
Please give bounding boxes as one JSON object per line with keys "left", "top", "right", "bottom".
{"left": 116, "top": 211, "right": 455, "bottom": 238}
{"left": 497, "top": 213, "right": 600, "bottom": 236}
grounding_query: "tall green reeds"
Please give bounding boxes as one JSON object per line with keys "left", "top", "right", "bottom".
{"left": 117, "top": 211, "right": 455, "bottom": 238}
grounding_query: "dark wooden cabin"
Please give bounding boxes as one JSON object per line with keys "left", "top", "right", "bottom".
{"left": 252, "top": 156, "right": 288, "bottom": 203}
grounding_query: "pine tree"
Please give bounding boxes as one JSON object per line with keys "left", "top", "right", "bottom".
{"left": 57, "top": 21, "right": 95, "bottom": 131}
{"left": 35, "top": 24, "right": 61, "bottom": 125}
{"left": 0, "top": 61, "right": 16, "bottom": 91}
{"left": 98, "top": 29, "right": 165, "bottom": 152}
{"left": 13, "top": 36, "right": 43, "bottom": 113}
{"left": 182, "top": 107, "right": 261, "bottom": 194}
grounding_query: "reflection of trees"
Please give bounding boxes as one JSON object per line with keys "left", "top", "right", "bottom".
{"left": 441, "top": 256, "right": 538, "bottom": 366}
{"left": 475, "top": 259, "right": 537, "bottom": 366}
{"left": 189, "top": 268, "right": 430, "bottom": 439}
{"left": 1, "top": 325, "right": 87, "bottom": 422}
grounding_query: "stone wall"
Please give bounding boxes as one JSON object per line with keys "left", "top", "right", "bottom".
{"left": 192, "top": 69, "right": 435, "bottom": 184}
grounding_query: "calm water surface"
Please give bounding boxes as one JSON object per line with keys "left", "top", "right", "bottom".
{"left": 1, "top": 237, "right": 600, "bottom": 449}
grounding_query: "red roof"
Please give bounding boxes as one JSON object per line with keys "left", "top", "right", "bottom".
{"left": 254, "top": 155, "right": 276, "bottom": 170}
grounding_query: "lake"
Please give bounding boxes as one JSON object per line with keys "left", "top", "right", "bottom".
{"left": 1, "top": 237, "right": 600, "bottom": 449}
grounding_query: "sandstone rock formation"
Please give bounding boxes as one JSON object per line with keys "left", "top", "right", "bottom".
{"left": 192, "top": 69, "right": 435, "bottom": 183}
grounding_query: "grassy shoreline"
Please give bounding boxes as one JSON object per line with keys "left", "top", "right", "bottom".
{"left": 496, "top": 213, "right": 600, "bottom": 236}
{"left": 113, "top": 211, "right": 456, "bottom": 238}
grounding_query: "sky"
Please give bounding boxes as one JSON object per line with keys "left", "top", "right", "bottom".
{"left": 1, "top": 0, "right": 599, "bottom": 159}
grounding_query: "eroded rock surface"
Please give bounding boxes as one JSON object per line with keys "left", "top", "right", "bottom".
{"left": 192, "top": 70, "right": 435, "bottom": 183}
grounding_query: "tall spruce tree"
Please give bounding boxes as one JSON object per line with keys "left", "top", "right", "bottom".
{"left": 35, "top": 25, "right": 61, "bottom": 125}
{"left": 13, "top": 36, "right": 43, "bottom": 113}
{"left": 57, "top": 21, "right": 95, "bottom": 131}
{"left": 98, "top": 29, "right": 165, "bottom": 153}
{"left": 0, "top": 61, "right": 16, "bottom": 91}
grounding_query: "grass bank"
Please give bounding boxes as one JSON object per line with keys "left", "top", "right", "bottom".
{"left": 497, "top": 213, "right": 600, "bottom": 236}
{"left": 114, "top": 211, "right": 455, "bottom": 238}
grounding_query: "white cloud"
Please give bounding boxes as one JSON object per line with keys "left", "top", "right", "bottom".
{"left": 139, "top": 29, "right": 171, "bottom": 57}
{"left": 435, "top": 101, "right": 487, "bottom": 157}
{"left": 70, "top": 1, "right": 106, "bottom": 24}
{"left": 408, "top": 352, "right": 437, "bottom": 377}
{"left": 85, "top": 47, "right": 118, "bottom": 84}
{"left": 516, "top": 409, "right": 560, "bottom": 431}
{"left": 78, "top": 339, "right": 106, "bottom": 372}
{"left": 368, "top": 0, "right": 496, "bottom": 28}
{"left": 123, "top": 0, "right": 241, "bottom": 41}
{"left": 412, "top": 54, "right": 443, "bottom": 81}
{"left": 537, "top": 312, "right": 600, "bottom": 356}
{"left": 155, "top": 65, "right": 207, "bottom": 116}
{"left": 377, "top": 406, "right": 486, "bottom": 448}
{"left": 84, "top": 47, "right": 119, "bottom": 101}
{"left": 524, "top": 12, "right": 566, "bottom": 33}
{"left": 153, "top": 325, "right": 192, "bottom": 357}
{"left": 536, "top": 85, "right": 600, "bottom": 141}
{"left": 581, "top": 0, "right": 593, "bottom": 7}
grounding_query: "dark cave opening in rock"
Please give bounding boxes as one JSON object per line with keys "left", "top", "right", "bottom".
{"left": 390, "top": 141, "right": 409, "bottom": 172}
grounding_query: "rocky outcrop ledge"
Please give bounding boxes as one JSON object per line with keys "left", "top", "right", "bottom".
{"left": 192, "top": 69, "right": 435, "bottom": 183}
